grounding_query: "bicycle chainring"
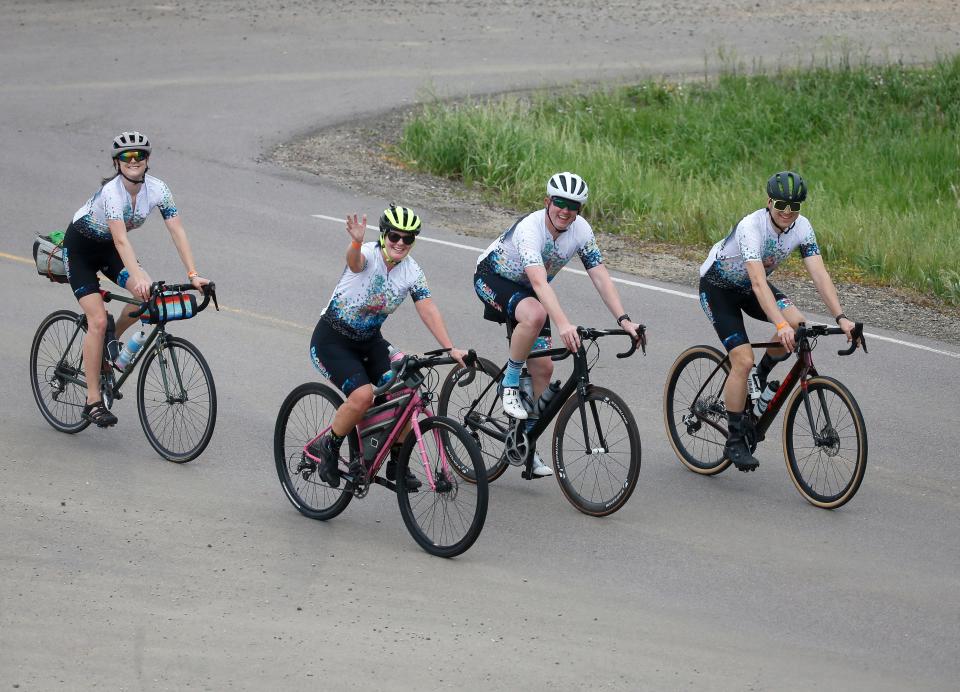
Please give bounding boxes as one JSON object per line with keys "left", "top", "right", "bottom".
{"left": 503, "top": 422, "right": 530, "bottom": 467}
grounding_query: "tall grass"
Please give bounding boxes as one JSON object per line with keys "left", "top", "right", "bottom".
{"left": 398, "top": 57, "right": 960, "bottom": 303}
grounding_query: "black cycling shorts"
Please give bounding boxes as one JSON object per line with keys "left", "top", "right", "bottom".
{"left": 473, "top": 263, "right": 551, "bottom": 349}
{"left": 309, "top": 317, "right": 392, "bottom": 397}
{"left": 62, "top": 221, "right": 130, "bottom": 299}
{"left": 699, "top": 276, "right": 794, "bottom": 351}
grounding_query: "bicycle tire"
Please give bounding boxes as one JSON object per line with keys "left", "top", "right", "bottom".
{"left": 663, "top": 345, "right": 732, "bottom": 475}
{"left": 783, "top": 376, "right": 867, "bottom": 509}
{"left": 437, "top": 356, "right": 510, "bottom": 483}
{"left": 274, "top": 382, "right": 355, "bottom": 521}
{"left": 396, "top": 416, "right": 488, "bottom": 557}
{"left": 29, "top": 310, "right": 91, "bottom": 433}
{"left": 136, "top": 336, "right": 217, "bottom": 462}
{"left": 552, "top": 386, "right": 641, "bottom": 517}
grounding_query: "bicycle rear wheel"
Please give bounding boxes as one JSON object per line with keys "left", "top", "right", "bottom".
{"left": 783, "top": 376, "right": 867, "bottom": 509}
{"left": 552, "top": 386, "right": 641, "bottom": 517}
{"left": 136, "top": 336, "right": 217, "bottom": 462}
{"left": 396, "top": 416, "right": 488, "bottom": 557}
{"left": 437, "top": 357, "right": 510, "bottom": 483}
{"left": 274, "top": 382, "right": 354, "bottom": 521}
{"left": 663, "top": 345, "right": 732, "bottom": 475}
{"left": 29, "top": 310, "right": 90, "bottom": 433}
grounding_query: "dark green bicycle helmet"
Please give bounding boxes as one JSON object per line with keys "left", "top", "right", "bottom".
{"left": 766, "top": 171, "right": 807, "bottom": 203}
{"left": 378, "top": 204, "right": 422, "bottom": 235}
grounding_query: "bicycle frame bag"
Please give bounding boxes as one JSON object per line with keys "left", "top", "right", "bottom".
{"left": 143, "top": 290, "right": 197, "bottom": 324}
{"left": 33, "top": 233, "right": 68, "bottom": 283}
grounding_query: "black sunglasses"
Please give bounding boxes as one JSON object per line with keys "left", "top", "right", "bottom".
{"left": 550, "top": 196, "right": 582, "bottom": 212}
{"left": 771, "top": 199, "right": 801, "bottom": 212}
{"left": 385, "top": 231, "right": 416, "bottom": 245}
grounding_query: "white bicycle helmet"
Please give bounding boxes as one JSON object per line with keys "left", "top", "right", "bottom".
{"left": 546, "top": 171, "right": 588, "bottom": 204}
{"left": 112, "top": 131, "right": 151, "bottom": 157}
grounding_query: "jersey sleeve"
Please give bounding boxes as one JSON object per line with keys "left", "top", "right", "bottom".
{"left": 797, "top": 222, "right": 821, "bottom": 258}
{"left": 736, "top": 218, "right": 765, "bottom": 263}
{"left": 577, "top": 230, "right": 604, "bottom": 270}
{"left": 513, "top": 220, "right": 545, "bottom": 269}
{"left": 156, "top": 180, "right": 179, "bottom": 220}
{"left": 409, "top": 266, "right": 431, "bottom": 302}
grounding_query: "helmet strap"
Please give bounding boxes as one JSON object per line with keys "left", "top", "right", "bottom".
{"left": 380, "top": 233, "right": 400, "bottom": 265}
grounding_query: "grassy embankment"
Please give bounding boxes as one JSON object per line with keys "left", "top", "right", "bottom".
{"left": 397, "top": 56, "right": 960, "bottom": 304}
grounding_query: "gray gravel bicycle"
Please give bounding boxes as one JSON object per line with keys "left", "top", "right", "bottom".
{"left": 29, "top": 281, "right": 219, "bottom": 462}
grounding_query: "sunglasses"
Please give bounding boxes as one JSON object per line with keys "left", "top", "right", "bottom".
{"left": 550, "top": 196, "right": 582, "bottom": 212}
{"left": 385, "top": 231, "right": 416, "bottom": 245}
{"left": 771, "top": 199, "right": 801, "bottom": 212}
{"left": 116, "top": 150, "right": 149, "bottom": 163}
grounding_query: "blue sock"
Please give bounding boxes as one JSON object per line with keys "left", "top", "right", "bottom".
{"left": 501, "top": 358, "right": 524, "bottom": 388}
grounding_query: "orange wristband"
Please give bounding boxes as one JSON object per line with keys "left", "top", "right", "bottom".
{"left": 350, "top": 240, "right": 362, "bottom": 250}
{"left": 775, "top": 321, "right": 789, "bottom": 331}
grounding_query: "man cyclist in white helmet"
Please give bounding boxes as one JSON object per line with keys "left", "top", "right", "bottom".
{"left": 474, "top": 172, "right": 644, "bottom": 477}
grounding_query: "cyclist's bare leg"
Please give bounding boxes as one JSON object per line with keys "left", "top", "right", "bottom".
{"left": 526, "top": 352, "right": 553, "bottom": 398}
{"left": 509, "top": 297, "right": 546, "bottom": 365}
{"left": 78, "top": 292, "right": 109, "bottom": 405}
{"left": 331, "top": 384, "right": 374, "bottom": 437}
{"left": 723, "top": 343, "right": 754, "bottom": 413}
{"left": 114, "top": 302, "right": 143, "bottom": 339}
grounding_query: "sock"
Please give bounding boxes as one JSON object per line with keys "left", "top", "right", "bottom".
{"left": 329, "top": 429, "right": 346, "bottom": 454}
{"left": 501, "top": 358, "right": 524, "bottom": 388}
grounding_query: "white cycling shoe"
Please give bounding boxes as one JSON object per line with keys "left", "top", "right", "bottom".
{"left": 501, "top": 386, "right": 528, "bottom": 420}
{"left": 530, "top": 452, "right": 553, "bottom": 477}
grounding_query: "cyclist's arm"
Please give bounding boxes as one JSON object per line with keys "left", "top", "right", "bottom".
{"left": 803, "top": 254, "right": 855, "bottom": 340}
{"left": 746, "top": 260, "right": 795, "bottom": 350}
{"left": 109, "top": 220, "right": 151, "bottom": 299}
{"left": 585, "top": 264, "right": 644, "bottom": 340}
{"left": 413, "top": 298, "right": 466, "bottom": 367}
{"left": 164, "top": 216, "right": 209, "bottom": 287}
{"left": 345, "top": 214, "right": 367, "bottom": 273}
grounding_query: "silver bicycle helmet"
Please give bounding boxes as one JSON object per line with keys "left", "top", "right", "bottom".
{"left": 112, "top": 131, "right": 151, "bottom": 157}
{"left": 546, "top": 172, "right": 589, "bottom": 203}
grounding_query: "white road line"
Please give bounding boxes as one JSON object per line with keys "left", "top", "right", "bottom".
{"left": 311, "top": 213, "right": 960, "bottom": 360}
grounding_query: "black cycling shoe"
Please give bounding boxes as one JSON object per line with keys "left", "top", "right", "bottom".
{"left": 386, "top": 456, "right": 421, "bottom": 491}
{"left": 82, "top": 400, "right": 117, "bottom": 428}
{"left": 307, "top": 435, "right": 341, "bottom": 488}
{"left": 725, "top": 410, "right": 759, "bottom": 472}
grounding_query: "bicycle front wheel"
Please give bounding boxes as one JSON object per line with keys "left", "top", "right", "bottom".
{"left": 136, "top": 336, "right": 217, "bottom": 462}
{"left": 396, "top": 416, "right": 488, "bottom": 558}
{"left": 274, "top": 382, "right": 354, "bottom": 521}
{"left": 663, "top": 345, "right": 732, "bottom": 475}
{"left": 783, "top": 376, "right": 867, "bottom": 509}
{"left": 29, "top": 310, "right": 90, "bottom": 433}
{"left": 437, "top": 357, "right": 510, "bottom": 483}
{"left": 552, "top": 386, "right": 641, "bottom": 517}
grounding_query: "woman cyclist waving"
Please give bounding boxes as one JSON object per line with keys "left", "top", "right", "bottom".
{"left": 62, "top": 131, "right": 210, "bottom": 427}
{"left": 308, "top": 205, "right": 468, "bottom": 489}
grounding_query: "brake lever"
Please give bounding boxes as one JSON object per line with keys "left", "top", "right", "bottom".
{"left": 207, "top": 282, "right": 219, "bottom": 311}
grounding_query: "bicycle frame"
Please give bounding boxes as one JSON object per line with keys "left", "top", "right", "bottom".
{"left": 304, "top": 384, "right": 451, "bottom": 493}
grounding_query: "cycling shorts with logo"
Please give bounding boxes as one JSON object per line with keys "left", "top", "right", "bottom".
{"left": 310, "top": 317, "right": 392, "bottom": 397}
{"left": 699, "top": 275, "right": 794, "bottom": 351}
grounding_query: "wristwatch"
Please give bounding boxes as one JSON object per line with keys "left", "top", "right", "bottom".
{"left": 616, "top": 314, "right": 630, "bottom": 326}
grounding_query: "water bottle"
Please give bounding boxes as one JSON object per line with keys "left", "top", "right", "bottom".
{"left": 518, "top": 369, "right": 535, "bottom": 413}
{"left": 534, "top": 380, "right": 563, "bottom": 417}
{"left": 747, "top": 365, "right": 761, "bottom": 402}
{"left": 381, "top": 344, "right": 405, "bottom": 384}
{"left": 753, "top": 380, "right": 780, "bottom": 417}
{"left": 115, "top": 330, "right": 148, "bottom": 370}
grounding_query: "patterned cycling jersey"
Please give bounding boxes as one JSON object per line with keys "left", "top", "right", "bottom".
{"left": 699, "top": 208, "right": 820, "bottom": 292}
{"left": 321, "top": 241, "right": 431, "bottom": 341}
{"left": 476, "top": 209, "right": 603, "bottom": 284}
{"left": 71, "top": 174, "right": 178, "bottom": 242}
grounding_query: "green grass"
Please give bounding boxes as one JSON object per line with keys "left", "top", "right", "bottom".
{"left": 397, "top": 56, "right": 960, "bottom": 303}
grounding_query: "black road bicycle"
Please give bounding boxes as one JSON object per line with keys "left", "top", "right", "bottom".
{"left": 438, "top": 326, "right": 645, "bottom": 517}
{"left": 663, "top": 323, "right": 867, "bottom": 509}
{"left": 29, "top": 281, "right": 219, "bottom": 462}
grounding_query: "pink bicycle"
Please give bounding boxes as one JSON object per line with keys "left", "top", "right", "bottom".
{"left": 274, "top": 349, "right": 488, "bottom": 558}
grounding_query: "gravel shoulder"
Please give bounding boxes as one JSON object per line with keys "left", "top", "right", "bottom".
{"left": 271, "top": 106, "right": 960, "bottom": 348}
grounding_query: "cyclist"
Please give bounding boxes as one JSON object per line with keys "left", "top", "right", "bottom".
{"left": 62, "top": 131, "right": 209, "bottom": 428}
{"left": 699, "top": 170, "right": 856, "bottom": 472}
{"left": 308, "top": 205, "right": 468, "bottom": 488}
{"left": 473, "top": 172, "right": 644, "bottom": 477}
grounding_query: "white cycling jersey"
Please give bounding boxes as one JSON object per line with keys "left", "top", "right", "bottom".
{"left": 700, "top": 208, "right": 820, "bottom": 292}
{"left": 477, "top": 209, "right": 603, "bottom": 284}
{"left": 321, "top": 241, "right": 431, "bottom": 340}
{"left": 71, "top": 174, "right": 178, "bottom": 242}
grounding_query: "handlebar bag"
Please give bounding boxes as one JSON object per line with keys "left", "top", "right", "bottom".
{"left": 143, "top": 291, "right": 198, "bottom": 324}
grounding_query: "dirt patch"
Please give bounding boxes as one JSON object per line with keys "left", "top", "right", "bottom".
{"left": 271, "top": 107, "right": 960, "bottom": 348}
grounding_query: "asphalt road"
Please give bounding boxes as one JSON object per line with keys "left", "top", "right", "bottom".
{"left": 2, "top": 2, "right": 959, "bottom": 690}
